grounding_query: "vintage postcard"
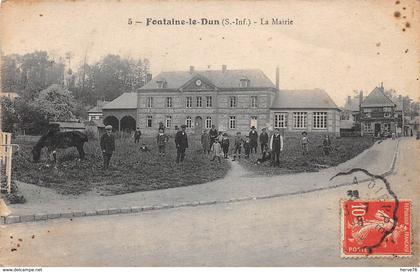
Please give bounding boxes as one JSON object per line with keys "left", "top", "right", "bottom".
{"left": 0, "top": 0, "right": 419, "bottom": 269}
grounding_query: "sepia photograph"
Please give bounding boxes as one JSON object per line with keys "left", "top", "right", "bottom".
{"left": 0, "top": 0, "right": 419, "bottom": 269}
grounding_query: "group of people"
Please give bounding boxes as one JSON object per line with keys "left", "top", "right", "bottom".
{"left": 201, "top": 126, "right": 333, "bottom": 166}
{"left": 201, "top": 126, "right": 285, "bottom": 166}
{"left": 99, "top": 124, "right": 333, "bottom": 169}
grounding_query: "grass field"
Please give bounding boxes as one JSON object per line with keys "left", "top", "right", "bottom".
{"left": 13, "top": 134, "right": 230, "bottom": 196}
{"left": 237, "top": 134, "right": 375, "bottom": 176}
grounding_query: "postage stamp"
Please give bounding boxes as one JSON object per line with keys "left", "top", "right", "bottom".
{"left": 341, "top": 199, "right": 412, "bottom": 257}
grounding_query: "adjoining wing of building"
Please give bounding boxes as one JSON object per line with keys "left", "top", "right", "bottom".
{"left": 102, "top": 66, "right": 341, "bottom": 135}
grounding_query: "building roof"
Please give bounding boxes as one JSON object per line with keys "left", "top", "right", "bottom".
{"left": 49, "top": 121, "right": 86, "bottom": 129}
{"left": 85, "top": 119, "right": 105, "bottom": 128}
{"left": 343, "top": 97, "right": 360, "bottom": 112}
{"left": 141, "top": 69, "right": 276, "bottom": 90}
{"left": 270, "top": 89, "right": 339, "bottom": 109}
{"left": 361, "top": 87, "right": 396, "bottom": 108}
{"left": 102, "top": 92, "right": 137, "bottom": 110}
{"left": 88, "top": 100, "right": 110, "bottom": 113}
{"left": 391, "top": 97, "right": 403, "bottom": 111}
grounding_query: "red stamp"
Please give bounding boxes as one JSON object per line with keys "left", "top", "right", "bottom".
{"left": 341, "top": 200, "right": 411, "bottom": 257}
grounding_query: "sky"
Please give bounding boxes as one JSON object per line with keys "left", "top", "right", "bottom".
{"left": 0, "top": 0, "right": 419, "bottom": 106}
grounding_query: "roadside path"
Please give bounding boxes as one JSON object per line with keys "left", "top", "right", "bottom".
{"left": 3, "top": 138, "right": 400, "bottom": 222}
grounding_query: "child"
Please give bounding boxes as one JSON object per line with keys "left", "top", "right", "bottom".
{"left": 221, "top": 133, "right": 230, "bottom": 159}
{"left": 232, "top": 132, "right": 243, "bottom": 161}
{"left": 243, "top": 136, "right": 251, "bottom": 159}
{"left": 256, "top": 145, "right": 271, "bottom": 165}
{"left": 210, "top": 139, "right": 222, "bottom": 163}
{"left": 156, "top": 128, "right": 169, "bottom": 157}
{"left": 218, "top": 131, "right": 223, "bottom": 143}
{"left": 301, "top": 131, "right": 310, "bottom": 155}
{"left": 322, "top": 135, "right": 331, "bottom": 156}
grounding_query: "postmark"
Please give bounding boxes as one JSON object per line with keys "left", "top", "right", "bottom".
{"left": 341, "top": 199, "right": 411, "bottom": 257}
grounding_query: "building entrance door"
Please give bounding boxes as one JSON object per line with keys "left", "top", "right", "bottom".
{"left": 195, "top": 116, "right": 203, "bottom": 134}
{"left": 374, "top": 123, "right": 381, "bottom": 136}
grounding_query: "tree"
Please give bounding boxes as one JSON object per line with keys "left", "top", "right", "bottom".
{"left": 1, "top": 51, "right": 66, "bottom": 99}
{"left": 34, "top": 84, "right": 76, "bottom": 122}
{"left": 0, "top": 97, "right": 18, "bottom": 132}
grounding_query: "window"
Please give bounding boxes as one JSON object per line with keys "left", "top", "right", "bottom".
{"left": 250, "top": 116, "right": 258, "bottom": 129}
{"left": 384, "top": 123, "right": 390, "bottom": 132}
{"left": 384, "top": 112, "right": 391, "bottom": 118}
{"left": 206, "top": 96, "right": 212, "bottom": 107}
{"left": 157, "top": 80, "right": 167, "bottom": 89}
{"left": 251, "top": 96, "right": 258, "bottom": 108}
{"left": 383, "top": 107, "right": 392, "bottom": 112}
{"left": 274, "top": 113, "right": 288, "bottom": 128}
{"left": 313, "top": 112, "right": 328, "bottom": 129}
{"left": 186, "top": 116, "right": 192, "bottom": 128}
{"left": 340, "top": 112, "right": 350, "bottom": 121}
{"left": 206, "top": 116, "right": 212, "bottom": 129}
{"left": 147, "top": 97, "right": 153, "bottom": 108}
{"left": 240, "top": 79, "right": 250, "bottom": 87}
{"left": 196, "top": 96, "right": 202, "bottom": 107}
{"left": 186, "top": 97, "right": 192, "bottom": 108}
{"left": 230, "top": 96, "right": 237, "bottom": 108}
{"left": 365, "top": 113, "right": 371, "bottom": 118}
{"left": 364, "top": 122, "right": 372, "bottom": 132}
{"left": 293, "top": 112, "right": 307, "bottom": 128}
{"left": 147, "top": 115, "right": 153, "bottom": 127}
{"left": 165, "top": 116, "right": 172, "bottom": 128}
{"left": 229, "top": 116, "right": 236, "bottom": 129}
{"left": 166, "top": 97, "right": 173, "bottom": 108}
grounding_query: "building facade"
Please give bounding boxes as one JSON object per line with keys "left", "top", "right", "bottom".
{"left": 87, "top": 100, "right": 110, "bottom": 121}
{"left": 136, "top": 66, "right": 277, "bottom": 135}
{"left": 270, "top": 89, "right": 341, "bottom": 135}
{"left": 102, "top": 66, "right": 341, "bottom": 135}
{"left": 360, "top": 85, "right": 402, "bottom": 136}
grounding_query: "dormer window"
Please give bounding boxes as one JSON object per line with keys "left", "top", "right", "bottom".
{"left": 240, "top": 77, "right": 250, "bottom": 88}
{"left": 157, "top": 79, "right": 167, "bottom": 89}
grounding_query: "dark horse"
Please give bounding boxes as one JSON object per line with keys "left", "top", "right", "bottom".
{"left": 32, "top": 130, "right": 88, "bottom": 163}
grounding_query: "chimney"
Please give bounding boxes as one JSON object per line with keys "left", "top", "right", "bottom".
{"left": 146, "top": 73, "right": 152, "bottom": 83}
{"left": 347, "top": 96, "right": 351, "bottom": 105}
{"left": 189, "top": 66, "right": 195, "bottom": 74}
{"left": 359, "top": 90, "right": 363, "bottom": 106}
{"left": 380, "top": 82, "right": 384, "bottom": 90}
{"left": 222, "top": 65, "right": 227, "bottom": 73}
{"left": 275, "top": 66, "right": 280, "bottom": 90}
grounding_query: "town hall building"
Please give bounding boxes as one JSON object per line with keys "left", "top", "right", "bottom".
{"left": 102, "top": 65, "right": 341, "bottom": 135}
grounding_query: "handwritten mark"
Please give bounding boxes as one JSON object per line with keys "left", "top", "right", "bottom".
{"left": 330, "top": 168, "right": 399, "bottom": 254}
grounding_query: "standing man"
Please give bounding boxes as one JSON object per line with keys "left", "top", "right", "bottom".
{"left": 100, "top": 125, "right": 115, "bottom": 169}
{"left": 232, "top": 131, "right": 243, "bottom": 161}
{"left": 175, "top": 124, "right": 189, "bottom": 163}
{"left": 259, "top": 127, "right": 269, "bottom": 153}
{"left": 249, "top": 126, "right": 259, "bottom": 154}
{"left": 201, "top": 130, "right": 210, "bottom": 154}
{"left": 209, "top": 125, "right": 218, "bottom": 149}
{"left": 269, "top": 128, "right": 283, "bottom": 167}
{"left": 134, "top": 127, "right": 142, "bottom": 143}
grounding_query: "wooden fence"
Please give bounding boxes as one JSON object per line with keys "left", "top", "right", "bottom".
{"left": 0, "top": 132, "right": 19, "bottom": 194}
